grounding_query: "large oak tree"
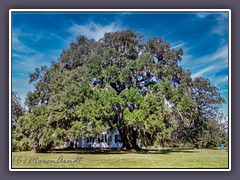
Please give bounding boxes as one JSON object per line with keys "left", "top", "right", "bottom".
{"left": 17, "top": 30, "right": 225, "bottom": 152}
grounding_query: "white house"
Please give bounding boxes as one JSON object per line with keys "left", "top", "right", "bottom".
{"left": 60, "top": 129, "right": 123, "bottom": 149}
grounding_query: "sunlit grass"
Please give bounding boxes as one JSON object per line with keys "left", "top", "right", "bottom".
{"left": 12, "top": 148, "right": 228, "bottom": 169}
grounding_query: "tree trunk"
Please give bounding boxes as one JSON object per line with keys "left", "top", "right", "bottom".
{"left": 33, "top": 140, "right": 54, "bottom": 153}
{"left": 117, "top": 111, "right": 140, "bottom": 151}
{"left": 119, "top": 125, "right": 140, "bottom": 151}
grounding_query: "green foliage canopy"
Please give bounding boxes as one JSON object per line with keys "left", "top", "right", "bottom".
{"left": 15, "top": 29, "right": 226, "bottom": 152}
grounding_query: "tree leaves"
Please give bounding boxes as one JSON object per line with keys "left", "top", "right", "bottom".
{"left": 13, "top": 29, "right": 227, "bottom": 151}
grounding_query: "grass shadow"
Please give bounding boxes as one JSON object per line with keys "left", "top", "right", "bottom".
{"left": 50, "top": 149, "right": 128, "bottom": 155}
{"left": 136, "top": 147, "right": 197, "bottom": 155}
{"left": 49, "top": 147, "right": 198, "bottom": 155}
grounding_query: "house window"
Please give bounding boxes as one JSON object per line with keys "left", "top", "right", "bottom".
{"left": 101, "top": 134, "right": 107, "bottom": 142}
{"left": 87, "top": 136, "right": 94, "bottom": 143}
{"left": 115, "top": 135, "right": 121, "bottom": 143}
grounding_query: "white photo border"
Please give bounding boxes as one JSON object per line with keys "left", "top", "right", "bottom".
{"left": 9, "top": 9, "right": 231, "bottom": 171}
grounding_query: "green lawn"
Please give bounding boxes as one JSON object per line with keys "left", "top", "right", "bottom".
{"left": 11, "top": 148, "right": 229, "bottom": 169}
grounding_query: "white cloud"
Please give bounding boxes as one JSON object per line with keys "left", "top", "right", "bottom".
{"left": 119, "top": 12, "right": 132, "bottom": 16}
{"left": 171, "top": 39, "right": 193, "bottom": 53}
{"left": 190, "top": 44, "right": 228, "bottom": 68}
{"left": 211, "top": 13, "right": 228, "bottom": 35}
{"left": 196, "top": 12, "right": 210, "bottom": 19}
{"left": 163, "top": 30, "right": 176, "bottom": 38}
{"left": 192, "top": 65, "right": 216, "bottom": 78}
{"left": 215, "top": 13, "right": 228, "bottom": 24}
{"left": 12, "top": 29, "right": 38, "bottom": 54}
{"left": 220, "top": 88, "right": 229, "bottom": 93}
{"left": 214, "top": 76, "right": 228, "bottom": 84}
{"left": 195, "top": 12, "right": 228, "bottom": 36}
{"left": 191, "top": 44, "right": 228, "bottom": 79}
{"left": 171, "top": 42, "right": 187, "bottom": 50}
{"left": 68, "top": 21, "right": 122, "bottom": 41}
{"left": 12, "top": 27, "right": 62, "bottom": 73}
{"left": 210, "top": 45, "right": 228, "bottom": 60}
{"left": 13, "top": 53, "right": 52, "bottom": 73}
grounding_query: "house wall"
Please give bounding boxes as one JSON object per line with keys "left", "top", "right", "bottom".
{"left": 77, "top": 129, "right": 122, "bottom": 149}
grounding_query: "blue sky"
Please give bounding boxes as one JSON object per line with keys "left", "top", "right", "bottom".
{"left": 11, "top": 11, "right": 229, "bottom": 116}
